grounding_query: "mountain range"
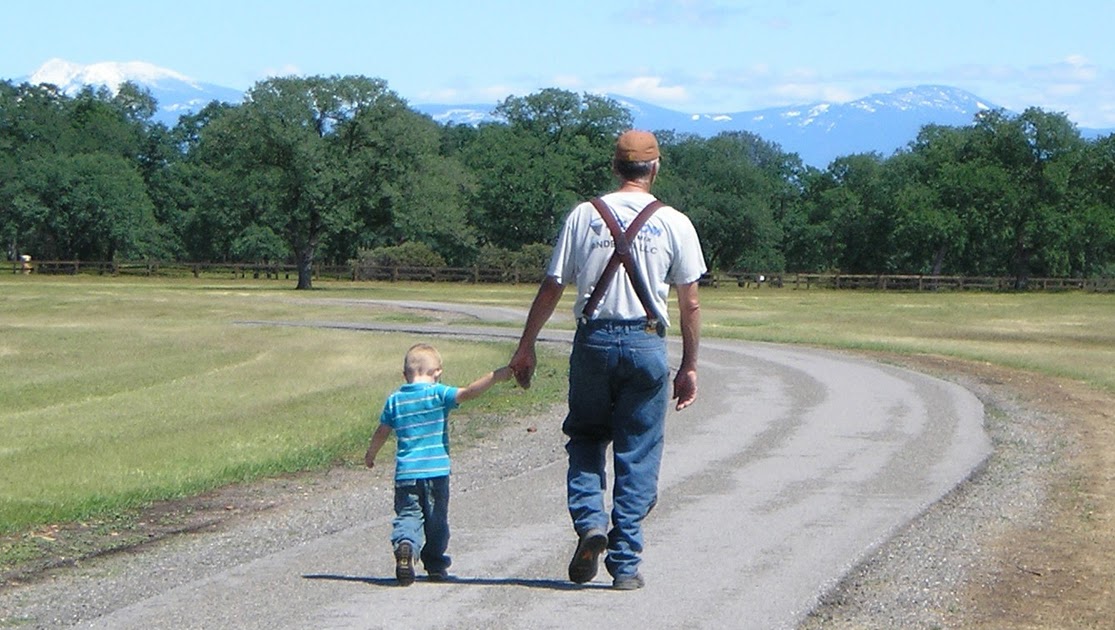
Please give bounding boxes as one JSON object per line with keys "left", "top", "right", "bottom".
{"left": 415, "top": 87, "right": 999, "bottom": 168}
{"left": 10, "top": 59, "right": 1114, "bottom": 168}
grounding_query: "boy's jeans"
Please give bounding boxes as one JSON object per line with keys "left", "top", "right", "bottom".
{"left": 392, "top": 476, "right": 451, "bottom": 574}
{"left": 563, "top": 319, "right": 669, "bottom": 579}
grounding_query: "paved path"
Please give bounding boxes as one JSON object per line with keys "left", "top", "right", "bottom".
{"left": 2, "top": 303, "right": 990, "bottom": 629}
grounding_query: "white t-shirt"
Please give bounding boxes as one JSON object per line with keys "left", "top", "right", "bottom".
{"left": 547, "top": 191, "right": 707, "bottom": 327}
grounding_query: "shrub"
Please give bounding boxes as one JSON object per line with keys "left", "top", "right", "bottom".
{"left": 355, "top": 242, "right": 447, "bottom": 268}
{"left": 475, "top": 243, "right": 552, "bottom": 272}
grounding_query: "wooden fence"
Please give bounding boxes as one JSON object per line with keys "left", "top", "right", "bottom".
{"left": 8, "top": 259, "right": 1115, "bottom": 292}
{"left": 710, "top": 271, "right": 1115, "bottom": 292}
{"left": 6, "top": 259, "right": 550, "bottom": 285}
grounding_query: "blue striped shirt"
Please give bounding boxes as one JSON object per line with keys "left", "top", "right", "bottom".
{"left": 380, "top": 382, "right": 459, "bottom": 481}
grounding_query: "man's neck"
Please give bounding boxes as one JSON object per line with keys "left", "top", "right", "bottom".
{"left": 617, "top": 179, "right": 652, "bottom": 194}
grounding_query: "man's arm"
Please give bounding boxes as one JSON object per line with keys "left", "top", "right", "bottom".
{"left": 672, "top": 281, "right": 701, "bottom": 410}
{"left": 508, "top": 276, "right": 565, "bottom": 389}
{"left": 456, "top": 366, "right": 513, "bottom": 403}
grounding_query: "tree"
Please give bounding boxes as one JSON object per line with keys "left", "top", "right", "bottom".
{"left": 819, "top": 153, "right": 896, "bottom": 273}
{"left": 891, "top": 125, "right": 971, "bottom": 275}
{"left": 0, "top": 81, "right": 166, "bottom": 261}
{"left": 1063, "top": 132, "right": 1115, "bottom": 276}
{"left": 657, "top": 131, "right": 798, "bottom": 271}
{"left": 965, "top": 108, "right": 1085, "bottom": 284}
{"left": 191, "top": 75, "right": 463, "bottom": 289}
{"left": 161, "top": 102, "right": 244, "bottom": 262}
{"left": 463, "top": 89, "right": 633, "bottom": 249}
{"left": 8, "top": 153, "right": 159, "bottom": 260}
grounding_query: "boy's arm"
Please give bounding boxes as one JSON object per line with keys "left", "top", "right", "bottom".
{"left": 455, "top": 366, "right": 513, "bottom": 403}
{"left": 364, "top": 423, "right": 393, "bottom": 468}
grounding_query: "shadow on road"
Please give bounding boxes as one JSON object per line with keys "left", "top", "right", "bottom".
{"left": 302, "top": 573, "right": 604, "bottom": 591}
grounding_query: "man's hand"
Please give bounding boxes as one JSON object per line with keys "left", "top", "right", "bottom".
{"left": 672, "top": 368, "right": 698, "bottom": 411}
{"left": 509, "top": 276, "right": 564, "bottom": 390}
{"left": 364, "top": 449, "right": 376, "bottom": 469}
{"left": 508, "top": 345, "right": 537, "bottom": 389}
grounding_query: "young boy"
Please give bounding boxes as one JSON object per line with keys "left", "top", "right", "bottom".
{"left": 365, "top": 343, "right": 512, "bottom": 585}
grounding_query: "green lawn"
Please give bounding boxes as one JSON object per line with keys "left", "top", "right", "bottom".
{"left": 693, "top": 289, "right": 1115, "bottom": 392}
{"left": 0, "top": 276, "right": 564, "bottom": 533}
{"left": 2, "top": 275, "right": 1113, "bottom": 537}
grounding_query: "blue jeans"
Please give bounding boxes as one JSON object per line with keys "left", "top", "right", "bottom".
{"left": 564, "top": 319, "right": 668, "bottom": 579}
{"left": 391, "top": 476, "right": 451, "bottom": 574}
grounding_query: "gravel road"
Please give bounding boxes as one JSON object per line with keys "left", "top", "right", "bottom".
{"left": 0, "top": 306, "right": 997, "bottom": 629}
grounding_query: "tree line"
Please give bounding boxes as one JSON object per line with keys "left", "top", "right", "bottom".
{"left": 2, "top": 76, "right": 1113, "bottom": 289}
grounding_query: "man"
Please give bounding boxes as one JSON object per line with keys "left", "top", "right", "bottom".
{"left": 509, "top": 129, "right": 705, "bottom": 590}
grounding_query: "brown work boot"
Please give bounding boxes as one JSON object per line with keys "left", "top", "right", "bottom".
{"left": 567, "top": 529, "right": 608, "bottom": 584}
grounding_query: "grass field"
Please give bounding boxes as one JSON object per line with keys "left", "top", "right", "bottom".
{"left": 0, "top": 276, "right": 566, "bottom": 535}
{"left": 2, "top": 275, "right": 1113, "bottom": 537}
{"left": 696, "top": 289, "right": 1115, "bottom": 392}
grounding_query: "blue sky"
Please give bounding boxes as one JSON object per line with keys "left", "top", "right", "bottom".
{"left": 4, "top": 0, "right": 1114, "bottom": 127}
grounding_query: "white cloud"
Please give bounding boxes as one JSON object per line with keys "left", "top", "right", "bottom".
{"left": 551, "top": 74, "right": 584, "bottom": 90}
{"left": 767, "top": 82, "right": 855, "bottom": 105}
{"left": 1047, "top": 55, "right": 1098, "bottom": 82}
{"left": 415, "top": 84, "right": 522, "bottom": 104}
{"left": 260, "top": 64, "right": 301, "bottom": 80}
{"left": 605, "top": 76, "right": 689, "bottom": 103}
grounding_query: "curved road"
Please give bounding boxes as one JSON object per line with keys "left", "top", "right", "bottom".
{"left": 3, "top": 302, "right": 990, "bottom": 629}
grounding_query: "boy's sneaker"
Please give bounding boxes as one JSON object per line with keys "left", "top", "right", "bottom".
{"left": 394, "top": 542, "right": 415, "bottom": 586}
{"left": 567, "top": 529, "right": 608, "bottom": 584}
{"left": 612, "top": 573, "right": 645, "bottom": 591}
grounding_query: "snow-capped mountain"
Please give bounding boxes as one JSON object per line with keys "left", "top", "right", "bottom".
{"left": 9, "top": 60, "right": 1112, "bottom": 167}
{"left": 417, "top": 86, "right": 1005, "bottom": 167}
{"left": 19, "top": 59, "right": 243, "bottom": 127}
{"left": 725, "top": 85, "right": 998, "bottom": 167}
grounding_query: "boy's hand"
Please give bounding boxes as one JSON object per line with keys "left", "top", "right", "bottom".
{"left": 493, "top": 366, "right": 513, "bottom": 383}
{"left": 364, "top": 450, "right": 376, "bottom": 469}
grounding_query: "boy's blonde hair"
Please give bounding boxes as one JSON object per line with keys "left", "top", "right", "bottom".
{"left": 404, "top": 343, "right": 443, "bottom": 379}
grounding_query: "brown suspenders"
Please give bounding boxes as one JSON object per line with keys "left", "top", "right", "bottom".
{"left": 581, "top": 197, "right": 665, "bottom": 329}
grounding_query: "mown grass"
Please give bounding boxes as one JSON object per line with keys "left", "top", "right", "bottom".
{"left": 0, "top": 276, "right": 565, "bottom": 535}
{"left": 3, "top": 275, "right": 1113, "bottom": 540}
{"left": 692, "top": 289, "right": 1115, "bottom": 393}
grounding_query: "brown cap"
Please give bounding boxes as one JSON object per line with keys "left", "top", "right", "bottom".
{"left": 614, "top": 130, "right": 660, "bottom": 162}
